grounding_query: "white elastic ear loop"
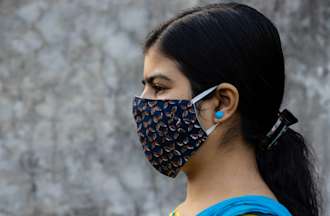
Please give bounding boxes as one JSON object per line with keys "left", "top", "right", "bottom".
{"left": 205, "top": 122, "right": 220, "bottom": 135}
{"left": 191, "top": 85, "right": 219, "bottom": 136}
{"left": 191, "top": 85, "right": 218, "bottom": 104}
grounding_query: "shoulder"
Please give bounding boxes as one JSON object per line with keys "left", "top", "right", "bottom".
{"left": 197, "top": 195, "right": 292, "bottom": 216}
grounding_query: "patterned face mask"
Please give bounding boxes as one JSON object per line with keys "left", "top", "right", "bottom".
{"left": 132, "top": 85, "right": 220, "bottom": 178}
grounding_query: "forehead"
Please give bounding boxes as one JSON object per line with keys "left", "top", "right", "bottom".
{"left": 143, "top": 46, "right": 183, "bottom": 81}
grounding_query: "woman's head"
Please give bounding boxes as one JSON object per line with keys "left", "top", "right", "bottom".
{"left": 141, "top": 2, "right": 285, "bottom": 162}
{"left": 137, "top": 2, "right": 322, "bottom": 216}
{"left": 141, "top": 44, "right": 242, "bottom": 174}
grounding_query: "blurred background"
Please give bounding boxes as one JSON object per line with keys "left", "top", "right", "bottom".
{"left": 0, "top": 0, "right": 329, "bottom": 215}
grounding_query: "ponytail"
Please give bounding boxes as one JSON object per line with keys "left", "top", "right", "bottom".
{"left": 255, "top": 127, "right": 323, "bottom": 216}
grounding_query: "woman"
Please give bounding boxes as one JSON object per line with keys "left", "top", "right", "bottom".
{"left": 132, "top": 2, "right": 322, "bottom": 216}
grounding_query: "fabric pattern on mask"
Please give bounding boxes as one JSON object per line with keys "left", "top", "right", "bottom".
{"left": 132, "top": 96, "right": 208, "bottom": 178}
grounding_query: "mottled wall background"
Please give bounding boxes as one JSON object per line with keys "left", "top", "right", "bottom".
{"left": 0, "top": 0, "right": 329, "bottom": 215}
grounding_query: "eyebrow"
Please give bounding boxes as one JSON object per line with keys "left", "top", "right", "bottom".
{"left": 141, "top": 73, "right": 172, "bottom": 85}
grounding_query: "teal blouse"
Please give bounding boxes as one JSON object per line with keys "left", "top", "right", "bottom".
{"left": 169, "top": 194, "right": 292, "bottom": 216}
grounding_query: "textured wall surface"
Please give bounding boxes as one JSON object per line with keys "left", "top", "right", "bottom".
{"left": 0, "top": 0, "right": 329, "bottom": 215}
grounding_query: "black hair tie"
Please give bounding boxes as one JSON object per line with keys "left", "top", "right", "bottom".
{"left": 262, "top": 109, "right": 299, "bottom": 150}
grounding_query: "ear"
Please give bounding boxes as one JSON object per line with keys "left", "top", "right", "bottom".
{"left": 212, "top": 83, "right": 239, "bottom": 123}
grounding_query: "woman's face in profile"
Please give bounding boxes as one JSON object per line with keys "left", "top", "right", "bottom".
{"left": 139, "top": 45, "right": 225, "bottom": 173}
{"left": 140, "top": 44, "right": 225, "bottom": 132}
{"left": 140, "top": 45, "right": 193, "bottom": 100}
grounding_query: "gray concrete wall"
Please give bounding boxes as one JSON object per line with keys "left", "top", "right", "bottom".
{"left": 0, "top": 0, "right": 329, "bottom": 215}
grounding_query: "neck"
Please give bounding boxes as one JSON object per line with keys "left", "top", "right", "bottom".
{"left": 181, "top": 137, "right": 276, "bottom": 213}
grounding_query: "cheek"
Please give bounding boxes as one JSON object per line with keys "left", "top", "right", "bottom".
{"left": 165, "top": 72, "right": 193, "bottom": 100}
{"left": 176, "top": 83, "right": 193, "bottom": 99}
{"left": 158, "top": 83, "right": 192, "bottom": 100}
{"left": 195, "top": 102, "right": 215, "bottom": 129}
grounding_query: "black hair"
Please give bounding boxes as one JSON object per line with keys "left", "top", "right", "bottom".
{"left": 142, "top": 2, "right": 322, "bottom": 216}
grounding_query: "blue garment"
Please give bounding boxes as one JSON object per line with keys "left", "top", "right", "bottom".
{"left": 196, "top": 195, "right": 292, "bottom": 216}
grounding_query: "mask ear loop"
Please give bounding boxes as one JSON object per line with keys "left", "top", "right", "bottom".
{"left": 205, "top": 121, "right": 220, "bottom": 135}
{"left": 191, "top": 85, "right": 218, "bottom": 104}
{"left": 191, "top": 85, "right": 219, "bottom": 136}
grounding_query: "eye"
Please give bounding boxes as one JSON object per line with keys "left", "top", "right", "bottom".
{"left": 152, "top": 84, "right": 167, "bottom": 94}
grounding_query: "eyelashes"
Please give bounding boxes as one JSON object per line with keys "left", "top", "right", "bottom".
{"left": 153, "top": 85, "right": 167, "bottom": 93}
{"left": 142, "top": 82, "right": 168, "bottom": 94}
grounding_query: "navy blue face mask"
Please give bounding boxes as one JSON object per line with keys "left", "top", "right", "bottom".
{"left": 132, "top": 85, "right": 220, "bottom": 178}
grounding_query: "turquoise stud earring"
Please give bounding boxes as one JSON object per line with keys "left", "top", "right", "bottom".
{"left": 215, "top": 111, "right": 224, "bottom": 119}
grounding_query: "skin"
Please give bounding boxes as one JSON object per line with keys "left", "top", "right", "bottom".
{"left": 141, "top": 45, "right": 277, "bottom": 215}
